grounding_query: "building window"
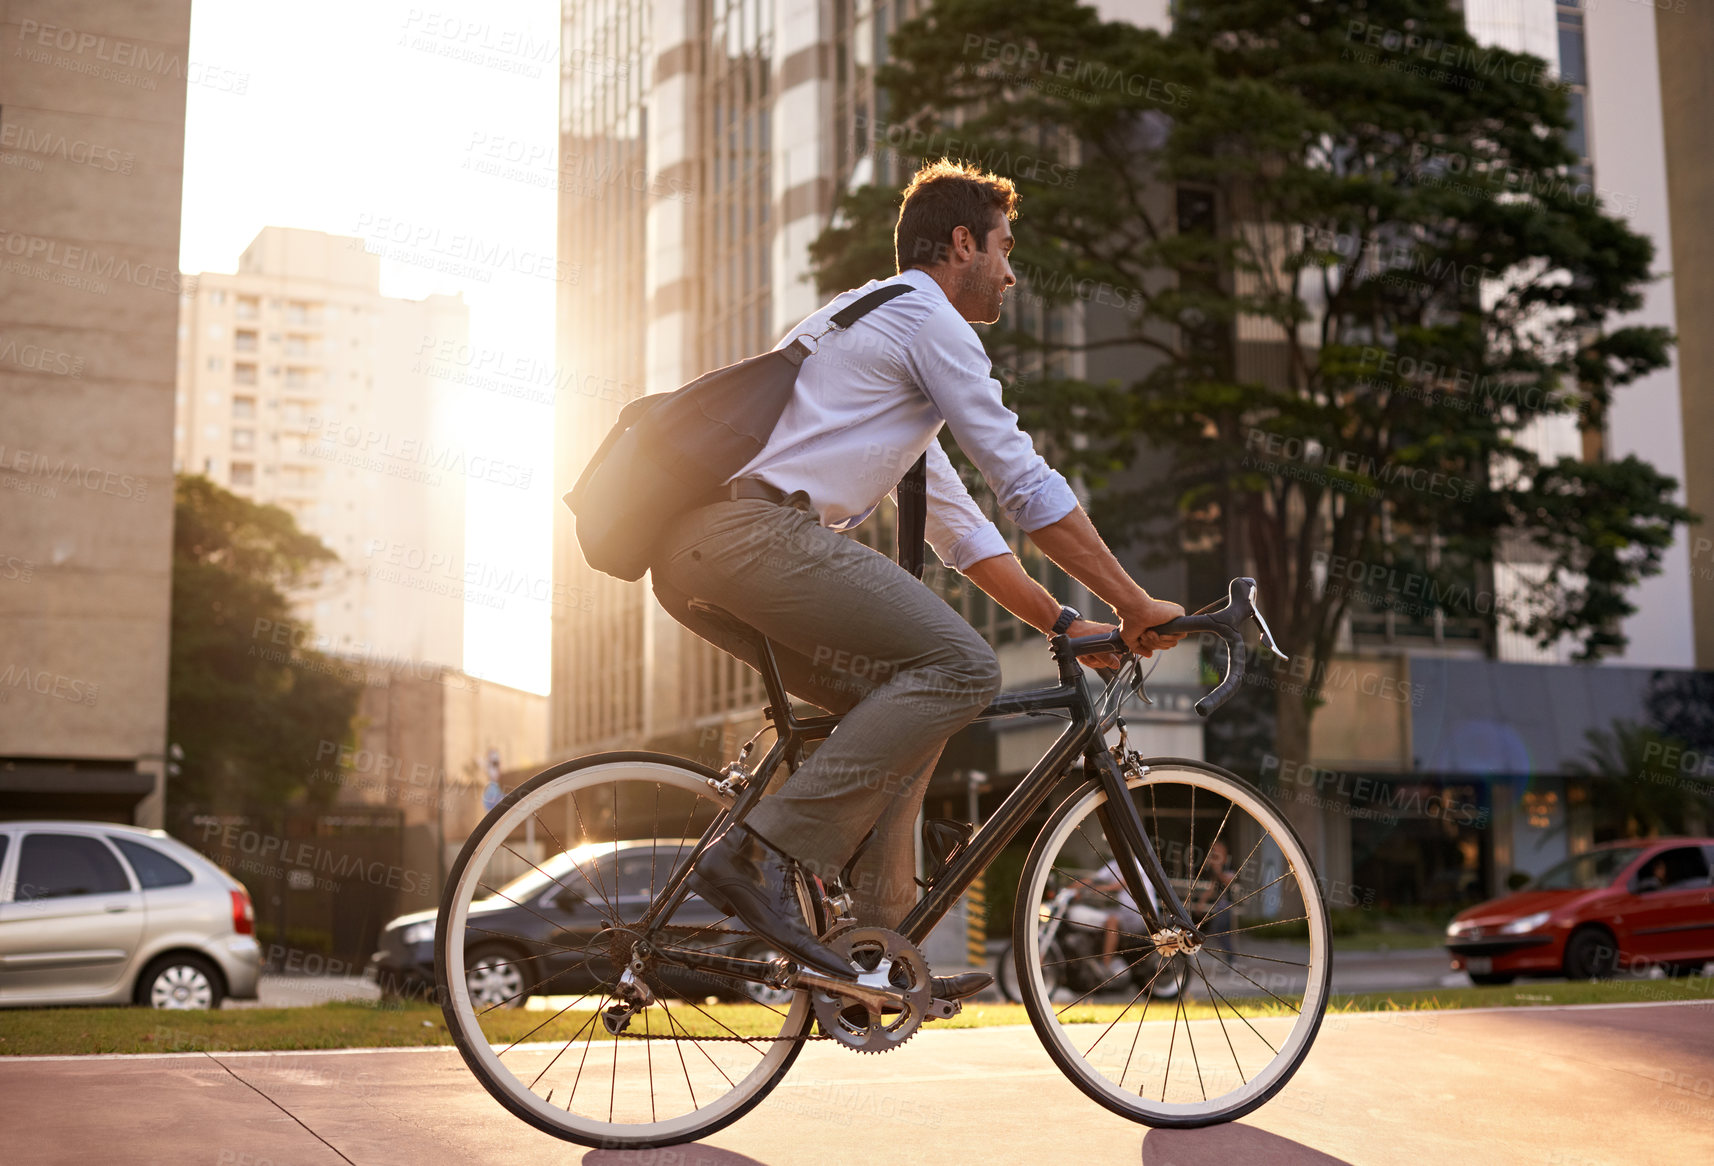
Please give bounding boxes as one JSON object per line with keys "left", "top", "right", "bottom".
{"left": 230, "top": 462, "right": 255, "bottom": 487}
{"left": 209, "top": 289, "right": 227, "bottom": 306}
{"left": 1556, "top": 5, "right": 1592, "bottom": 174}
{"left": 234, "top": 330, "right": 258, "bottom": 352}
{"left": 232, "top": 429, "right": 255, "bottom": 451}
{"left": 232, "top": 396, "right": 257, "bottom": 420}
{"left": 207, "top": 356, "right": 224, "bottom": 372}
{"left": 234, "top": 362, "right": 258, "bottom": 385}
{"left": 236, "top": 296, "right": 259, "bottom": 319}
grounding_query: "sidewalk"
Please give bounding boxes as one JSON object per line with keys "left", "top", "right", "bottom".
{"left": 3, "top": 1001, "right": 1709, "bottom": 1164}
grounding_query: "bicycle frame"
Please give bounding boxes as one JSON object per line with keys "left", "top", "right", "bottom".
{"left": 635, "top": 627, "right": 1204, "bottom": 990}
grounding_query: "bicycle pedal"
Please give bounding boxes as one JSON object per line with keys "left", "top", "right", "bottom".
{"left": 926, "top": 997, "right": 961, "bottom": 1021}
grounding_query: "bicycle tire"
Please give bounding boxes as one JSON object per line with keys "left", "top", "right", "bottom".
{"left": 436, "top": 750, "right": 813, "bottom": 1149}
{"left": 1012, "top": 757, "right": 1330, "bottom": 1128}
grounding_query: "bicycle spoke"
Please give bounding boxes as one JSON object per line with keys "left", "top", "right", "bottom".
{"left": 1193, "top": 960, "right": 1281, "bottom": 1058}
{"left": 1202, "top": 867, "right": 1294, "bottom": 928}
{"left": 1203, "top": 915, "right": 1309, "bottom": 940}
{"left": 1160, "top": 977, "right": 1185, "bottom": 1102}
{"left": 1081, "top": 958, "right": 1170, "bottom": 1057}
{"left": 477, "top": 949, "right": 604, "bottom": 1016}
{"left": 1199, "top": 947, "right": 1304, "bottom": 1012}
{"left": 1053, "top": 946, "right": 1155, "bottom": 1017}
{"left": 465, "top": 923, "right": 586, "bottom": 960}
{"left": 1198, "top": 832, "right": 1271, "bottom": 930}
{"left": 562, "top": 789, "right": 614, "bottom": 909}
{"left": 1189, "top": 956, "right": 1242, "bottom": 1088}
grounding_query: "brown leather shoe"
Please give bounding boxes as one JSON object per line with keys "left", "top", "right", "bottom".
{"left": 688, "top": 826, "right": 853, "bottom": 979}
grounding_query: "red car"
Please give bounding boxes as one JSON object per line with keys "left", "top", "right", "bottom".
{"left": 1445, "top": 837, "right": 1714, "bottom": 984}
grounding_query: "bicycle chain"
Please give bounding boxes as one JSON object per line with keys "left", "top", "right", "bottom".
{"left": 611, "top": 923, "right": 837, "bottom": 1041}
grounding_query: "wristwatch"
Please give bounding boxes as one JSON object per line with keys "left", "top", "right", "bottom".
{"left": 1050, "top": 605, "right": 1081, "bottom": 636}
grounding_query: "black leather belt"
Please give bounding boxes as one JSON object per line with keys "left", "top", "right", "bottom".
{"left": 695, "top": 476, "right": 791, "bottom": 510}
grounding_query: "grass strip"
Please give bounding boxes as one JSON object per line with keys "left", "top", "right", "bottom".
{"left": 2, "top": 975, "right": 1709, "bottom": 1057}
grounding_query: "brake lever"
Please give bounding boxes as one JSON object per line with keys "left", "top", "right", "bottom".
{"left": 1247, "top": 581, "right": 1290, "bottom": 663}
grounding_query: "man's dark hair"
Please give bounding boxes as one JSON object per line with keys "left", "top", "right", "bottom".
{"left": 894, "top": 158, "right": 1019, "bottom": 273}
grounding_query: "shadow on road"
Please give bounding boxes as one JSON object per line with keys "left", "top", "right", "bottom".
{"left": 1142, "top": 1124, "right": 1355, "bottom": 1165}
{"left": 585, "top": 1148, "right": 772, "bottom": 1166}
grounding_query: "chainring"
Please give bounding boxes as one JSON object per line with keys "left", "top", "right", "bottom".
{"left": 810, "top": 925, "right": 933, "bottom": 1054}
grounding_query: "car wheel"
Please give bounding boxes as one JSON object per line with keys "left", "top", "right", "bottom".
{"left": 1562, "top": 928, "right": 1618, "bottom": 980}
{"left": 138, "top": 953, "right": 226, "bottom": 1010}
{"left": 465, "top": 943, "right": 530, "bottom": 1009}
{"left": 1468, "top": 973, "right": 1515, "bottom": 986}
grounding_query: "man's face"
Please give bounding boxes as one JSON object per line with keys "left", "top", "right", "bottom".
{"left": 967, "top": 218, "right": 1016, "bottom": 324}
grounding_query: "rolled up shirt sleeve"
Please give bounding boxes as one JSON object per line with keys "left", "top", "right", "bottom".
{"left": 903, "top": 306, "right": 1081, "bottom": 534}
{"left": 919, "top": 439, "right": 1011, "bottom": 572}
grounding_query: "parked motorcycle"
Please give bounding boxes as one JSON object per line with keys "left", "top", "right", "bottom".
{"left": 998, "top": 881, "right": 1186, "bottom": 1003}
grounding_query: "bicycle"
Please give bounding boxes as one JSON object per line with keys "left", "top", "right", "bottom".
{"left": 434, "top": 577, "right": 1330, "bottom": 1147}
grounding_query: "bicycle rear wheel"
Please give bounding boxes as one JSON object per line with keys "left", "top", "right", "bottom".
{"left": 436, "top": 752, "right": 813, "bottom": 1149}
{"left": 1013, "top": 758, "right": 1330, "bottom": 1127}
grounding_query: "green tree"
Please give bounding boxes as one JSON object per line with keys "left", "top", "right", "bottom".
{"left": 1567, "top": 720, "right": 1712, "bottom": 841}
{"left": 167, "top": 475, "right": 360, "bottom": 827}
{"left": 810, "top": 0, "right": 1690, "bottom": 778}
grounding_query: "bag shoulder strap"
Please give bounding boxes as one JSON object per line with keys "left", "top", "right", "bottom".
{"left": 828, "top": 282, "right": 913, "bottom": 330}
{"left": 829, "top": 282, "right": 927, "bottom": 579}
{"left": 807, "top": 281, "right": 930, "bottom": 579}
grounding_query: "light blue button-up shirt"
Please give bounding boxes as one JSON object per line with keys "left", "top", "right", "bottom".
{"left": 732, "top": 266, "right": 1080, "bottom": 573}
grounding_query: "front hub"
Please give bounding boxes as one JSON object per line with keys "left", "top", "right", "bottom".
{"left": 1152, "top": 927, "right": 1202, "bottom": 958}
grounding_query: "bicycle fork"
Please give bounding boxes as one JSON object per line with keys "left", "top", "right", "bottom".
{"left": 1089, "top": 745, "right": 1207, "bottom": 947}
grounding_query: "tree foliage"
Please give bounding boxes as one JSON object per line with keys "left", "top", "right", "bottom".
{"left": 809, "top": 0, "right": 1690, "bottom": 755}
{"left": 167, "top": 476, "right": 360, "bottom": 823}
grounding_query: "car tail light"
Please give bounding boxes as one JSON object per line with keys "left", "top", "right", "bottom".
{"left": 231, "top": 888, "right": 255, "bottom": 936}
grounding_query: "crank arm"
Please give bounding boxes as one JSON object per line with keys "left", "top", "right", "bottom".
{"left": 660, "top": 944, "right": 910, "bottom": 1014}
{"left": 793, "top": 968, "right": 908, "bottom": 1014}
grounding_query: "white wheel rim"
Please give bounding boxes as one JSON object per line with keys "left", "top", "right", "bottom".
{"left": 1021, "top": 766, "right": 1328, "bottom": 1120}
{"left": 151, "top": 964, "right": 214, "bottom": 1010}
{"left": 441, "top": 760, "right": 810, "bottom": 1143}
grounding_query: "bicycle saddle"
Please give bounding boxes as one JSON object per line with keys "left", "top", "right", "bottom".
{"left": 687, "top": 598, "right": 769, "bottom": 649}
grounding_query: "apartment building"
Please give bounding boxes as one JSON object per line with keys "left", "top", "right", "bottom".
{"left": 0, "top": 2, "right": 194, "bottom": 827}
{"left": 175, "top": 227, "right": 470, "bottom": 671}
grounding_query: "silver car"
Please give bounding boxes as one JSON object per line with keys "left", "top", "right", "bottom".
{"left": 0, "top": 820, "right": 260, "bottom": 1009}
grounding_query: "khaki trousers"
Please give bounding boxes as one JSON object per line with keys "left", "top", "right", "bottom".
{"left": 650, "top": 493, "right": 1001, "bottom": 927}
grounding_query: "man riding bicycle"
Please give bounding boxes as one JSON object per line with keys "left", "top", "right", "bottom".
{"left": 653, "top": 159, "right": 1186, "bottom": 1000}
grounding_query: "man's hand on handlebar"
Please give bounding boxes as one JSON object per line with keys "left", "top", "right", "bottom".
{"left": 1063, "top": 618, "right": 1125, "bottom": 670}
{"left": 1118, "top": 595, "right": 1187, "bottom": 657}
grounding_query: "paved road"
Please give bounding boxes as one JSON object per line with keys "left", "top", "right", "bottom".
{"left": 3, "top": 1001, "right": 1709, "bottom": 1165}
{"left": 228, "top": 975, "right": 383, "bottom": 1010}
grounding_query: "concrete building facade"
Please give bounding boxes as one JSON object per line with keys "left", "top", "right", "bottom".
{"left": 0, "top": 2, "right": 195, "bottom": 827}
{"left": 175, "top": 227, "right": 470, "bottom": 671}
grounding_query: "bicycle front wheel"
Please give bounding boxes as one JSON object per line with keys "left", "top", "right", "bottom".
{"left": 436, "top": 752, "right": 814, "bottom": 1149}
{"left": 1013, "top": 758, "right": 1330, "bottom": 1127}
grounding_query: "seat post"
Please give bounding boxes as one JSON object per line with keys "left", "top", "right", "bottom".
{"left": 754, "top": 634, "right": 801, "bottom": 734}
